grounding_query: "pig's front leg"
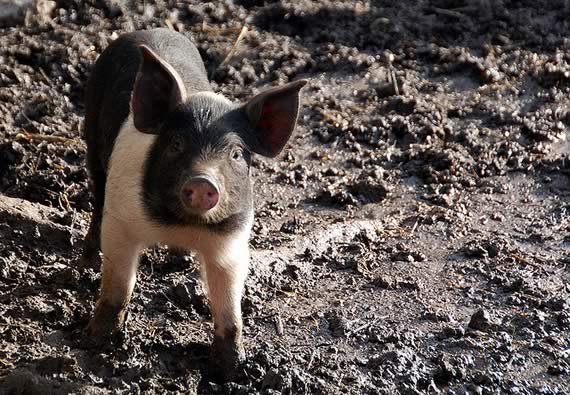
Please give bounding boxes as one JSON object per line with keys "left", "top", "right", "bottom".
{"left": 200, "top": 233, "right": 250, "bottom": 380}
{"left": 86, "top": 218, "right": 142, "bottom": 341}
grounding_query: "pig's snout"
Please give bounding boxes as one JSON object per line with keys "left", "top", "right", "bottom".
{"left": 181, "top": 175, "right": 220, "bottom": 211}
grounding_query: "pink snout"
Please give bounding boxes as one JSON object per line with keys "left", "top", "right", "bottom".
{"left": 181, "top": 176, "right": 220, "bottom": 211}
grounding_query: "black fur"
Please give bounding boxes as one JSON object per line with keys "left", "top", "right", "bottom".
{"left": 84, "top": 28, "right": 210, "bottom": 174}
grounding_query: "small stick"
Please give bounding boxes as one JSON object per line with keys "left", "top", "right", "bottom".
{"left": 306, "top": 349, "right": 317, "bottom": 369}
{"left": 432, "top": 7, "right": 466, "bottom": 19}
{"left": 164, "top": 19, "right": 175, "bottom": 31}
{"left": 58, "top": 192, "right": 71, "bottom": 212}
{"left": 385, "top": 51, "right": 399, "bottom": 96}
{"left": 348, "top": 317, "right": 387, "bottom": 338}
{"left": 210, "top": 25, "right": 248, "bottom": 79}
{"left": 39, "top": 67, "right": 51, "bottom": 84}
{"left": 15, "top": 131, "right": 82, "bottom": 146}
{"left": 391, "top": 70, "right": 400, "bottom": 96}
{"left": 274, "top": 313, "right": 284, "bottom": 336}
{"left": 408, "top": 218, "right": 419, "bottom": 236}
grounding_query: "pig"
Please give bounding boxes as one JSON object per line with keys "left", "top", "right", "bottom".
{"left": 80, "top": 28, "right": 307, "bottom": 379}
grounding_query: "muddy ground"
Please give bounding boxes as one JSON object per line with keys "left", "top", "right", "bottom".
{"left": 0, "top": 0, "right": 569, "bottom": 394}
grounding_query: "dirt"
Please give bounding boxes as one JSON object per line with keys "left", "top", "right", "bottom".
{"left": 0, "top": 0, "right": 569, "bottom": 394}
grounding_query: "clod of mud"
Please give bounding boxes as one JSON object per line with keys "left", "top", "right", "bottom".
{"left": 171, "top": 274, "right": 209, "bottom": 317}
{"left": 461, "top": 238, "right": 511, "bottom": 259}
{"left": 468, "top": 309, "right": 493, "bottom": 331}
{"left": 313, "top": 174, "right": 389, "bottom": 208}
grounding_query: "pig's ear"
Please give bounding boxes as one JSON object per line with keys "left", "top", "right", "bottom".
{"left": 131, "top": 45, "right": 187, "bottom": 134}
{"left": 242, "top": 79, "right": 307, "bottom": 157}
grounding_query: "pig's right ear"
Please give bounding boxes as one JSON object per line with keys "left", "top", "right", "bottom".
{"left": 242, "top": 79, "right": 307, "bottom": 157}
{"left": 131, "top": 45, "right": 187, "bottom": 134}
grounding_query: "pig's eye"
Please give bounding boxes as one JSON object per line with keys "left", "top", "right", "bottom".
{"left": 231, "top": 148, "right": 244, "bottom": 161}
{"left": 169, "top": 136, "right": 184, "bottom": 154}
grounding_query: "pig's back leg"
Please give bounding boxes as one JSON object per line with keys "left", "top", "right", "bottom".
{"left": 80, "top": 70, "right": 108, "bottom": 270}
{"left": 80, "top": 147, "right": 106, "bottom": 269}
{"left": 198, "top": 229, "right": 251, "bottom": 379}
{"left": 86, "top": 216, "right": 142, "bottom": 339}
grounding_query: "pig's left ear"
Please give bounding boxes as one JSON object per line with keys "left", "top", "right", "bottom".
{"left": 242, "top": 79, "right": 308, "bottom": 157}
{"left": 131, "top": 45, "right": 187, "bottom": 134}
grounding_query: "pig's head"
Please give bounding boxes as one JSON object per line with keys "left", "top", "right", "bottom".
{"left": 131, "top": 45, "right": 307, "bottom": 230}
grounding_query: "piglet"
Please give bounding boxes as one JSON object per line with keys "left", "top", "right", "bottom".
{"left": 80, "top": 28, "right": 306, "bottom": 379}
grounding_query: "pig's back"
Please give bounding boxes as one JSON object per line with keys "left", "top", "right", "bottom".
{"left": 84, "top": 28, "right": 211, "bottom": 172}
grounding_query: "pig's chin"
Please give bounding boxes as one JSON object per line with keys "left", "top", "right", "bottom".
{"left": 178, "top": 199, "right": 230, "bottom": 226}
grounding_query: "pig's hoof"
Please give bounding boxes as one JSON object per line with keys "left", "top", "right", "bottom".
{"left": 80, "top": 322, "right": 126, "bottom": 350}
{"left": 208, "top": 336, "right": 245, "bottom": 382}
{"left": 81, "top": 310, "right": 128, "bottom": 350}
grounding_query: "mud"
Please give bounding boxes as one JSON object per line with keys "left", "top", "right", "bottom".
{"left": 0, "top": 0, "right": 569, "bottom": 394}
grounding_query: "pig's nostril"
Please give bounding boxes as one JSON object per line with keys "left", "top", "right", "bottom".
{"left": 183, "top": 188, "right": 194, "bottom": 200}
